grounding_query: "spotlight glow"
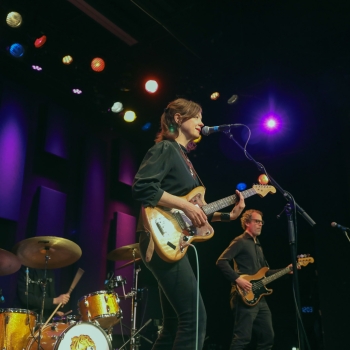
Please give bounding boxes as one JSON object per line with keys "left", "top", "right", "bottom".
{"left": 262, "top": 114, "right": 281, "bottom": 133}
{"left": 124, "top": 111, "right": 136, "bottom": 122}
{"left": 34, "top": 35, "right": 47, "bottom": 48}
{"left": 142, "top": 122, "right": 151, "bottom": 131}
{"left": 32, "top": 65, "right": 42, "bottom": 71}
{"left": 62, "top": 55, "right": 73, "bottom": 65}
{"left": 237, "top": 183, "right": 247, "bottom": 191}
{"left": 210, "top": 92, "right": 220, "bottom": 100}
{"left": 145, "top": 80, "right": 158, "bottom": 93}
{"left": 6, "top": 12, "right": 22, "bottom": 28}
{"left": 111, "top": 102, "right": 123, "bottom": 113}
{"left": 72, "top": 89, "right": 82, "bottom": 94}
{"left": 91, "top": 58, "right": 105, "bottom": 72}
{"left": 8, "top": 43, "right": 24, "bottom": 58}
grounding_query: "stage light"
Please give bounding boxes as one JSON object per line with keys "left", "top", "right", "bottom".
{"left": 62, "top": 55, "right": 73, "bottom": 65}
{"left": 258, "top": 174, "right": 269, "bottom": 185}
{"left": 72, "top": 89, "right": 82, "bottom": 94}
{"left": 124, "top": 111, "right": 136, "bottom": 122}
{"left": 145, "top": 80, "right": 158, "bottom": 93}
{"left": 236, "top": 183, "right": 247, "bottom": 191}
{"left": 91, "top": 58, "right": 105, "bottom": 72}
{"left": 210, "top": 92, "right": 220, "bottom": 100}
{"left": 142, "top": 122, "right": 151, "bottom": 131}
{"left": 111, "top": 102, "right": 123, "bottom": 113}
{"left": 262, "top": 114, "right": 281, "bottom": 133}
{"left": 34, "top": 35, "right": 47, "bottom": 48}
{"left": 6, "top": 12, "right": 22, "bottom": 28}
{"left": 8, "top": 43, "right": 24, "bottom": 58}
{"left": 32, "top": 65, "right": 42, "bottom": 71}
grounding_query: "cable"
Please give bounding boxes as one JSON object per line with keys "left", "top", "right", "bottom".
{"left": 189, "top": 244, "right": 199, "bottom": 350}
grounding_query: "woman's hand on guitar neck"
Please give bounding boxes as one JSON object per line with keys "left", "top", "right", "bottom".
{"left": 236, "top": 277, "right": 252, "bottom": 292}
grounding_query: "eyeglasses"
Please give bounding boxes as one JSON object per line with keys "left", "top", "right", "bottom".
{"left": 251, "top": 219, "right": 264, "bottom": 225}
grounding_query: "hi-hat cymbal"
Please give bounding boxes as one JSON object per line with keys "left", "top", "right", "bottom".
{"left": 107, "top": 243, "right": 140, "bottom": 261}
{"left": 0, "top": 248, "right": 21, "bottom": 276}
{"left": 12, "top": 236, "right": 82, "bottom": 269}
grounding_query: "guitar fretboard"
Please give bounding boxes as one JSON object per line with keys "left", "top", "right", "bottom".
{"left": 261, "top": 266, "right": 292, "bottom": 285}
{"left": 202, "top": 188, "right": 258, "bottom": 215}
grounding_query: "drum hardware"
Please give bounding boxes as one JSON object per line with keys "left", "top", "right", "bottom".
{"left": 0, "top": 288, "right": 4, "bottom": 303}
{"left": 107, "top": 243, "right": 152, "bottom": 350}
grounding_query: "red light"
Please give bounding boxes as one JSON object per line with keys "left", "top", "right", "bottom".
{"left": 34, "top": 35, "right": 47, "bottom": 48}
{"left": 91, "top": 58, "right": 105, "bottom": 72}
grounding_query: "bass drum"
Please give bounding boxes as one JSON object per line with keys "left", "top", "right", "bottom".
{"left": 26, "top": 321, "right": 112, "bottom": 349}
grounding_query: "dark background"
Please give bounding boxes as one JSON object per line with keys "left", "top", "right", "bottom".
{"left": 1, "top": 1, "right": 350, "bottom": 349}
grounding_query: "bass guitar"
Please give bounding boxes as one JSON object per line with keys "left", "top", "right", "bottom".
{"left": 236, "top": 256, "right": 314, "bottom": 306}
{"left": 142, "top": 184, "right": 276, "bottom": 263}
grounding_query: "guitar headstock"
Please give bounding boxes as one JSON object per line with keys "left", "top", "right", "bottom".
{"left": 297, "top": 254, "right": 314, "bottom": 267}
{"left": 252, "top": 184, "right": 277, "bottom": 197}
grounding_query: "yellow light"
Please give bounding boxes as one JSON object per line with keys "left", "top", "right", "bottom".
{"left": 6, "top": 12, "right": 22, "bottom": 28}
{"left": 124, "top": 111, "right": 136, "bottom": 122}
{"left": 91, "top": 58, "right": 105, "bottom": 72}
{"left": 62, "top": 55, "right": 73, "bottom": 65}
{"left": 210, "top": 92, "right": 220, "bottom": 100}
{"left": 193, "top": 135, "right": 202, "bottom": 143}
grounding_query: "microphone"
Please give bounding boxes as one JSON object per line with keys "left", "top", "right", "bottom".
{"left": 331, "top": 222, "right": 350, "bottom": 231}
{"left": 25, "top": 267, "right": 29, "bottom": 295}
{"left": 202, "top": 124, "right": 238, "bottom": 136}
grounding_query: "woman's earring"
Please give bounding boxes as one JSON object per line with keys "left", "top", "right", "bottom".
{"left": 169, "top": 124, "right": 175, "bottom": 133}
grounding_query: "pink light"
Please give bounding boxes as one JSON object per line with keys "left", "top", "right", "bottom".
{"left": 32, "top": 65, "right": 42, "bottom": 71}
{"left": 72, "top": 89, "right": 82, "bottom": 94}
{"left": 266, "top": 118, "right": 277, "bottom": 128}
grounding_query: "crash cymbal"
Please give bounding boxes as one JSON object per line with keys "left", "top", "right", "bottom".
{"left": 0, "top": 248, "right": 21, "bottom": 276}
{"left": 12, "top": 236, "right": 82, "bottom": 269}
{"left": 116, "top": 258, "right": 142, "bottom": 270}
{"left": 107, "top": 243, "right": 140, "bottom": 261}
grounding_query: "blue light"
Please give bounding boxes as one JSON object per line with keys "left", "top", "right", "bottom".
{"left": 236, "top": 182, "right": 247, "bottom": 191}
{"left": 301, "top": 306, "right": 313, "bottom": 313}
{"left": 9, "top": 43, "right": 24, "bottom": 58}
{"left": 142, "top": 122, "right": 151, "bottom": 131}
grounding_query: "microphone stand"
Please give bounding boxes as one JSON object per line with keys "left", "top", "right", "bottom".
{"left": 223, "top": 130, "right": 316, "bottom": 350}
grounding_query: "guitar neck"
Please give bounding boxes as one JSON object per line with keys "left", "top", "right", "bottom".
{"left": 262, "top": 266, "right": 292, "bottom": 286}
{"left": 202, "top": 188, "right": 258, "bottom": 215}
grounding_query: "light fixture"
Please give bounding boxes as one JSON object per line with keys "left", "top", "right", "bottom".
{"left": 34, "top": 36, "right": 47, "bottom": 48}
{"left": 8, "top": 43, "right": 24, "bottom": 58}
{"left": 145, "top": 80, "right": 158, "bottom": 93}
{"left": 111, "top": 102, "right": 123, "bottom": 113}
{"left": 72, "top": 89, "right": 82, "bottom": 94}
{"left": 62, "top": 55, "right": 73, "bottom": 65}
{"left": 210, "top": 92, "right": 220, "bottom": 100}
{"left": 32, "top": 65, "right": 42, "bottom": 71}
{"left": 124, "top": 111, "right": 136, "bottom": 122}
{"left": 91, "top": 58, "right": 105, "bottom": 72}
{"left": 6, "top": 12, "right": 22, "bottom": 28}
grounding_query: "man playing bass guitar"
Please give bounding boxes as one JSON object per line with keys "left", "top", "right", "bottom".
{"left": 216, "top": 209, "right": 294, "bottom": 350}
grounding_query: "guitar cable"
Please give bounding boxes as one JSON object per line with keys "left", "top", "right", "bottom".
{"left": 189, "top": 244, "right": 199, "bottom": 350}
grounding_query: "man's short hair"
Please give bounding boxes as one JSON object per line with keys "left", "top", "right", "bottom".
{"left": 240, "top": 209, "right": 263, "bottom": 230}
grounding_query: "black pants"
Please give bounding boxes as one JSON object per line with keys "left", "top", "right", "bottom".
{"left": 229, "top": 296, "right": 274, "bottom": 350}
{"left": 139, "top": 232, "right": 207, "bottom": 349}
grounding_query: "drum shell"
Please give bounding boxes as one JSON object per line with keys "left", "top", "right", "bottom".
{"left": 0, "top": 308, "right": 37, "bottom": 350}
{"left": 78, "top": 290, "right": 122, "bottom": 329}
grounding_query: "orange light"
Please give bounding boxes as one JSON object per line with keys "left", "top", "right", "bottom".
{"left": 34, "top": 35, "right": 47, "bottom": 48}
{"left": 62, "top": 55, "right": 73, "bottom": 65}
{"left": 145, "top": 80, "right": 158, "bottom": 93}
{"left": 258, "top": 174, "right": 269, "bottom": 185}
{"left": 91, "top": 58, "right": 105, "bottom": 72}
{"left": 210, "top": 92, "right": 220, "bottom": 100}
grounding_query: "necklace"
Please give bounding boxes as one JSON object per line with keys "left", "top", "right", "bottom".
{"left": 176, "top": 142, "right": 195, "bottom": 177}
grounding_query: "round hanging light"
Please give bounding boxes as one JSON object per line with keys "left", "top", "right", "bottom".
{"left": 8, "top": 43, "right": 25, "bottom": 58}
{"left": 91, "top": 58, "right": 105, "bottom": 72}
{"left": 6, "top": 12, "right": 22, "bottom": 28}
{"left": 34, "top": 35, "right": 47, "bottom": 48}
{"left": 62, "top": 55, "right": 73, "bottom": 65}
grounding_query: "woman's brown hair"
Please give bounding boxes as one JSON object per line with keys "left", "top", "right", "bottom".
{"left": 155, "top": 98, "right": 202, "bottom": 150}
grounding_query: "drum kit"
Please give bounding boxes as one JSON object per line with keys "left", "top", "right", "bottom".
{"left": 0, "top": 238, "right": 151, "bottom": 350}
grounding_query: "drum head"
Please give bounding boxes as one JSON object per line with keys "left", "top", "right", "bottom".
{"left": 55, "top": 321, "right": 112, "bottom": 349}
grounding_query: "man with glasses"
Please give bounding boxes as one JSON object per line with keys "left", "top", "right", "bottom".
{"left": 216, "top": 209, "right": 290, "bottom": 349}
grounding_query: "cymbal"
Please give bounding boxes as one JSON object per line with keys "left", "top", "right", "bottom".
{"left": 116, "top": 258, "right": 142, "bottom": 270}
{"left": 12, "top": 236, "right": 82, "bottom": 269}
{"left": 0, "top": 248, "right": 21, "bottom": 276}
{"left": 107, "top": 243, "right": 140, "bottom": 261}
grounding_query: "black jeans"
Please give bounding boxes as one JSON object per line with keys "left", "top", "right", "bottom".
{"left": 230, "top": 296, "right": 274, "bottom": 350}
{"left": 139, "top": 232, "right": 207, "bottom": 349}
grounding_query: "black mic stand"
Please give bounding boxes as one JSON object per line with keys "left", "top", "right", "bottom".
{"left": 223, "top": 130, "right": 316, "bottom": 350}
{"left": 37, "top": 248, "right": 51, "bottom": 350}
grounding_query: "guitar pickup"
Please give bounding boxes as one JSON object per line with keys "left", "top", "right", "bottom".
{"left": 156, "top": 221, "right": 166, "bottom": 236}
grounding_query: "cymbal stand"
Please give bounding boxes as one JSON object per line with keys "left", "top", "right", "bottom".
{"left": 37, "top": 247, "right": 50, "bottom": 350}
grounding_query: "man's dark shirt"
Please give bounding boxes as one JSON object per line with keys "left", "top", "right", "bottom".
{"left": 216, "top": 232, "right": 278, "bottom": 285}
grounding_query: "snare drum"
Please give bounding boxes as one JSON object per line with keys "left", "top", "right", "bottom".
{"left": 26, "top": 321, "right": 112, "bottom": 349}
{"left": 78, "top": 290, "right": 122, "bottom": 329}
{"left": 0, "top": 308, "right": 37, "bottom": 350}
